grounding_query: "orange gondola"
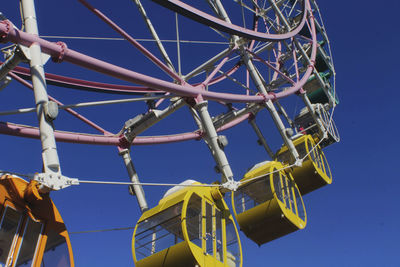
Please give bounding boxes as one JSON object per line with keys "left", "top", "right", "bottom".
{"left": 0, "top": 174, "right": 74, "bottom": 267}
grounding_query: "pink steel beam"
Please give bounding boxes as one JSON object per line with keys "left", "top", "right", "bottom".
{"left": 0, "top": 122, "right": 121, "bottom": 145}
{"left": 11, "top": 64, "right": 237, "bottom": 95}
{"left": 11, "top": 65, "right": 160, "bottom": 94}
{"left": 202, "top": 53, "right": 232, "bottom": 87}
{"left": 0, "top": 1, "right": 317, "bottom": 146}
{"left": 0, "top": 20, "right": 315, "bottom": 103}
{"left": 0, "top": 112, "right": 250, "bottom": 146}
{"left": 150, "top": 0, "right": 307, "bottom": 42}
{"left": 249, "top": 50, "right": 295, "bottom": 85}
{"left": 9, "top": 72, "right": 112, "bottom": 135}
{"left": 78, "top": 0, "right": 183, "bottom": 83}
{"left": 0, "top": 21, "right": 261, "bottom": 103}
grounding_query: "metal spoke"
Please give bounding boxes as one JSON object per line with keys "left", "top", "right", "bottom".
{"left": 175, "top": 13, "right": 182, "bottom": 76}
{"left": 0, "top": 95, "right": 173, "bottom": 116}
{"left": 132, "top": 0, "right": 176, "bottom": 72}
{"left": 184, "top": 47, "right": 233, "bottom": 81}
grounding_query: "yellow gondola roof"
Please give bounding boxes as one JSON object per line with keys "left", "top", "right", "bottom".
{"left": 138, "top": 180, "right": 223, "bottom": 222}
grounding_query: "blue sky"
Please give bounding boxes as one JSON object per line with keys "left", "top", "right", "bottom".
{"left": 1, "top": 0, "right": 399, "bottom": 266}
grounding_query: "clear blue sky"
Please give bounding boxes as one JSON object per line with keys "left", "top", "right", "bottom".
{"left": 1, "top": 1, "right": 399, "bottom": 266}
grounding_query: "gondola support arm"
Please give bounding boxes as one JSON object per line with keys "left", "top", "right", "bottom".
{"left": 34, "top": 173, "right": 79, "bottom": 191}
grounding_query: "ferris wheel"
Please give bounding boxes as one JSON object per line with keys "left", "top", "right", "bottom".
{"left": 0, "top": 0, "right": 338, "bottom": 266}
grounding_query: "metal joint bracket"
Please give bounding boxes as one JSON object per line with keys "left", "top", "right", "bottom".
{"left": 0, "top": 20, "right": 11, "bottom": 42}
{"left": 212, "top": 110, "right": 238, "bottom": 129}
{"left": 268, "top": 92, "right": 277, "bottom": 102}
{"left": 285, "top": 128, "right": 294, "bottom": 138}
{"left": 308, "top": 59, "right": 316, "bottom": 70}
{"left": 123, "top": 109, "right": 163, "bottom": 142}
{"left": 294, "top": 158, "right": 303, "bottom": 167}
{"left": 221, "top": 179, "right": 240, "bottom": 192}
{"left": 217, "top": 135, "right": 228, "bottom": 149}
{"left": 322, "top": 130, "right": 328, "bottom": 140}
{"left": 194, "top": 100, "right": 208, "bottom": 109}
{"left": 256, "top": 92, "right": 268, "bottom": 102}
{"left": 52, "top": 41, "right": 68, "bottom": 63}
{"left": 19, "top": 44, "right": 51, "bottom": 64}
{"left": 235, "top": 37, "right": 248, "bottom": 49}
{"left": 0, "top": 76, "right": 11, "bottom": 91}
{"left": 34, "top": 172, "right": 79, "bottom": 190}
{"left": 44, "top": 101, "right": 59, "bottom": 121}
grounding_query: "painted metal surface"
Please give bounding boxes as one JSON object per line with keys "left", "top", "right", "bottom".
{"left": 276, "top": 134, "right": 332, "bottom": 194}
{"left": 0, "top": 175, "right": 74, "bottom": 266}
{"left": 0, "top": 0, "right": 338, "bottom": 264}
{"left": 232, "top": 161, "right": 306, "bottom": 245}
{"left": 132, "top": 181, "right": 242, "bottom": 267}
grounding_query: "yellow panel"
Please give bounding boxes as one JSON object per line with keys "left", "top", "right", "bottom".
{"left": 133, "top": 183, "right": 242, "bottom": 267}
{"left": 232, "top": 161, "right": 306, "bottom": 245}
{"left": 135, "top": 242, "right": 196, "bottom": 267}
{"left": 275, "top": 134, "right": 332, "bottom": 194}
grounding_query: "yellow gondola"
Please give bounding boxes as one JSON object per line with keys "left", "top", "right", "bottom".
{"left": 132, "top": 180, "right": 242, "bottom": 267}
{"left": 232, "top": 161, "right": 306, "bottom": 246}
{"left": 0, "top": 174, "right": 74, "bottom": 267}
{"left": 275, "top": 134, "right": 332, "bottom": 195}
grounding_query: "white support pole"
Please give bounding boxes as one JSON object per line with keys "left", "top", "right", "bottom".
{"left": 241, "top": 50, "right": 300, "bottom": 162}
{"left": 195, "top": 101, "right": 234, "bottom": 183}
{"left": 120, "top": 149, "right": 148, "bottom": 212}
{"left": 208, "top": 0, "right": 299, "bottom": 163}
{"left": 21, "top": 0, "right": 61, "bottom": 176}
{"left": 249, "top": 118, "right": 275, "bottom": 159}
{"left": 275, "top": 100, "right": 294, "bottom": 128}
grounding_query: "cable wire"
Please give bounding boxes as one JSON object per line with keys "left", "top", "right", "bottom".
{"left": 69, "top": 226, "right": 135, "bottom": 234}
{"left": 39, "top": 35, "right": 229, "bottom": 45}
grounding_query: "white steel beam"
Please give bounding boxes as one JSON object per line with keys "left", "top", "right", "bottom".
{"left": 120, "top": 149, "right": 148, "bottom": 212}
{"left": 21, "top": 0, "right": 61, "bottom": 179}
